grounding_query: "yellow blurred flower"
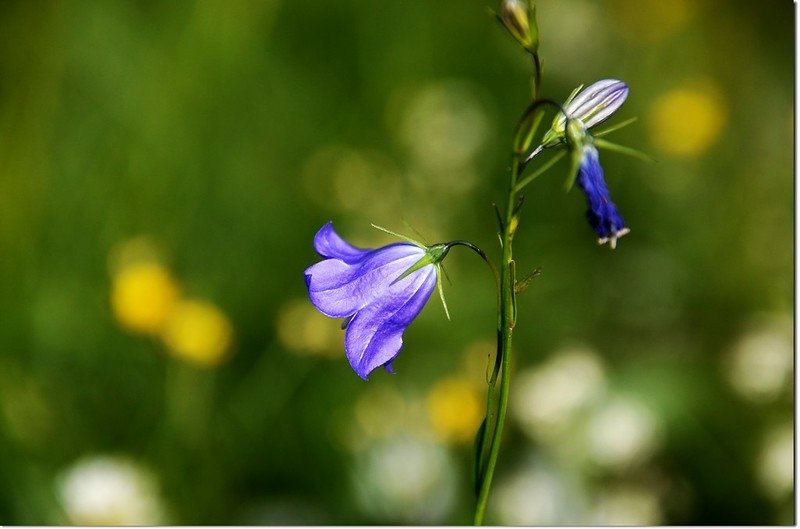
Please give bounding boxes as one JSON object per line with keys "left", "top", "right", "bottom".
{"left": 111, "top": 263, "right": 180, "bottom": 335}
{"left": 161, "top": 299, "right": 233, "bottom": 368}
{"left": 426, "top": 376, "right": 483, "bottom": 444}
{"left": 647, "top": 83, "right": 726, "bottom": 157}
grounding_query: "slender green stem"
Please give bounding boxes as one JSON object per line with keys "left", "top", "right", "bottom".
{"left": 473, "top": 42, "right": 545, "bottom": 524}
{"left": 474, "top": 156, "right": 521, "bottom": 525}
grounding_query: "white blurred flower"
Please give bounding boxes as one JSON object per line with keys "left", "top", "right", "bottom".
{"left": 353, "top": 437, "right": 457, "bottom": 524}
{"left": 492, "top": 456, "right": 578, "bottom": 525}
{"left": 57, "top": 455, "right": 165, "bottom": 525}
{"left": 512, "top": 346, "right": 606, "bottom": 442}
{"left": 726, "top": 316, "right": 793, "bottom": 403}
{"left": 756, "top": 423, "right": 794, "bottom": 500}
{"left": 586, "top": 397, "right": 659, "bottom": 470}
{"left": 589, "top": 485, "right": 663, "bottom": 525}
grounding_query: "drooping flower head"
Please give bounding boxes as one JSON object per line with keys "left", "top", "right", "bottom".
{"left": 305, "top": 223, "right": 447, "bottom": 379}
{"left": 538, "top": 79, "right": 632, "bottom": 248}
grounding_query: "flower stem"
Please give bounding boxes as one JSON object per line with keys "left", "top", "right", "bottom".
{"left": 473, "top": 45, "right": 543, "bottom": 524}
{"left": 474, "top": 155, "right": 522, "bottom": 525}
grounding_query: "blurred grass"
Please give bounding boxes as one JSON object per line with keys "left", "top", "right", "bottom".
{"left": 0, "top": 0, "right": 793, "bottom": 524}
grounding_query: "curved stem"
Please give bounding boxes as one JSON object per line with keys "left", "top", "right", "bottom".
{"left": 444, "top": 240, "right": 500, "bottom": 294}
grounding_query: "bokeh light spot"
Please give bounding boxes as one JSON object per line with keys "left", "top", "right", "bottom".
{"left": 353, "top": 437, "right": 458, "bottom": 524}
{"left": 585, "top": 397, "right": 659, "bottom": 470}
{"left": 725, "top": 314, "right": 793, "bottom": 403}
{"left": 590, "top": 485, "right": 663, "bottom": 525}
{"left": 395, "top": 81, "right": 489, "bottom": 171}
{"left": 493, "top": 457, "right": 571, "bottom": 525}
{"left": 647, "top": 83, "right": 726, "bottom": 157}
{"left": 756, "top": 423, "right": 793, "bottom": 500}
{"left": 111, "top": 262, "right": 180, "bottom": 335}
{"left": 57, "top": 455, "right": 166, "bottom": 525}
{"left": 161, "top": 299, "right": 233, "bottom": 368}
{"left": 607, "top": 0, "right": 695, "bottom": 44}
{"left": 353, "top": 386, "right": 409, "bottom": 441}
{"left": 426, "top": 376, "right": 483, "bottom": 444}
{"left": 512, "top": 346, "right": 607, "bottom": 442}
{"left": 276, "top": 298, "right": 342, "bottom": 358}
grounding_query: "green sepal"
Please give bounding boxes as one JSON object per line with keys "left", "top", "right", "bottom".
{"left": 371, "top": 223, "right": 425, "bottom": 247}
{"left": 391, "top": 243, "right": 449, "bottom": 285}
{"left": 563, "top": 83, "right": 584, "bottom": 107}
{"left": 436, "top": 266, "right": 451, "bottom": 321}
{"left": 593, "top": 116, "right": 638, "bottom": 138}
{"left": 564, "top": 145, "right": 583, "bottom": 191}
{"left": 594, "top": 137, "right": 654, "bottom": 162}
{"left": 540, "top": 128, "right": 563, "bottom": 149}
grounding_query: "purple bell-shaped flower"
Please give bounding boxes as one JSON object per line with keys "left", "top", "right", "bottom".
{"left": 305, "top": 223, "right": 441, "bottom": 379}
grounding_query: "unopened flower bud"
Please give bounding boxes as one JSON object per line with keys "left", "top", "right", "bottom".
{"left": 541, "top": 79, "right": 629, "bottom": 147}
{"left": 563, "top": 79, "right": 628, "bottom": 130}
{"left": 500, "top": 0, "right": 538, "bottom": 52}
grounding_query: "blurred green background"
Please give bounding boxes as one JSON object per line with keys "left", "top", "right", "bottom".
{"left": 0, "top": 0, "right": 793, "bottom": 525}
